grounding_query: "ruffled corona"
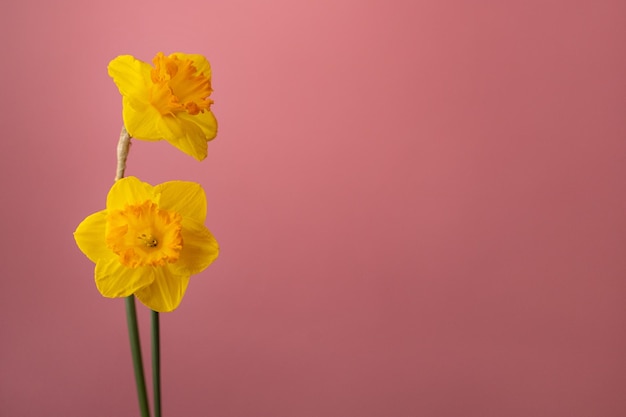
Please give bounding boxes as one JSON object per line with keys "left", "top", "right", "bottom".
{"left": 105, "top": 200, "right": 183, "bottom": 268}
{"left": 108, "top": 52, "right": 218, "bottom": 161}
{"left": 150, "top": 53, "right": 213, "bottom": 116}
{"left": 74, "top": 177, "right": 219, "bottom": 312}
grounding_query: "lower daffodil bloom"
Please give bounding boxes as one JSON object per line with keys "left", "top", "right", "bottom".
{"left": 74, "top": 176, "right": 219, "bottom": 312}
{"left": 108, "top": 52, "right": 218, "bottom": 161}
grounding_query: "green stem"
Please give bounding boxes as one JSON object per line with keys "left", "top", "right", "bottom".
{"left": 151, "top": 310, "right": 162, "bottom": 417}
{"left": 125, "top": 296, "right": 151, "bottom": 417}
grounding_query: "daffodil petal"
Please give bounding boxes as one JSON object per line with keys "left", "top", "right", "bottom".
{"left": 170, "top": 218, "right": 219, "bottom": 276}
{"left": 155, "top": 181, "right": 207, "bottom": 222}
{"left": 123, "top": 97, "right": 162, "bottom": 141}
{"left": 178, "top": 111, "right": 217, "bottom": 141}
{"left": 74, "top": 210, "right": 112, "bottom": 263}
{"left": 95, "top": 260, "right": 155, "bottom": 298}
{"left": 108, "top": 55, "right": 151, "bottom": 102}
{"left": 170, "top": 53, "right": 212, "bottom": 78}
{"left": 134, "top": 267, "right": 190, "bottom": 312}
{"left": 159, "top": 116, "right": 208, "bottom": 161}
{"left": 108, "top": 52, "right": 217, "bottom": 160}
{"left": 157, "top": 115, "right": 185, "bottom": 139}
{"left": 107, "top": 177, "right": 155, "bottom": 211}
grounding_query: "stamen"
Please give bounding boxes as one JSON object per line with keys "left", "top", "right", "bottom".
{"left": 138, "top": 233, "right": 158, "bottom": 248}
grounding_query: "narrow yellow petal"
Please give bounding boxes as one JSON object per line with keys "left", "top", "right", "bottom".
{"left": 178, "top": 111, "right": 218, "bottom": 141}
{"left": 122, "top": 97, "right": 162, "bottom": 141}
{"left": 134, "top": 267, "right": 190, "bottom": 312}
{"left": 108, "top": 55, "right": 151, "bottom": 102}
{"left": 74, "top": 210, "right": 112, "bottom": 263}
{"left": 170, "top": 218, "right": 219, "bottom": 276}
{"left": 155, "top": 181, "right": 207, "bottom": 222}
{"left": 157, "top": 114, "right": 186, "bottom": 140}
{"left": 158, "top": 117, "right": 208, "bottom": 161}
{"left": 95, "top": 259, "right": 155, "bottom": 298}
{"left": 107, "top": 176, "right": 155, "bottom": 211}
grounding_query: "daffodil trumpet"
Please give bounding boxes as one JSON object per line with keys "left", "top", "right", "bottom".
{"left": 108, "top": 52, "right": 218, "bottom": 161}
{"left": 74, "top": 176, "right": 219, "bottom": 312}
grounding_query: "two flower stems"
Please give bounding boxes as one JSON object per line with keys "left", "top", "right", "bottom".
{"left": 123, "top": 297, "right": 161, "bottom": 417}
{"left": 118, "top": 127, "right": 161, "bottom": 417}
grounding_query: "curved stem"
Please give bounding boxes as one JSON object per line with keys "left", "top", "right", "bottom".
{"left": 117, "top": 127, "right": 150, "bottom": 416}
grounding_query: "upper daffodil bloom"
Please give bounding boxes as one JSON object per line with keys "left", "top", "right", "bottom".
{"left": 108, "top": 52, "right": 218, "bottom": 161}
{"left": 74, "top": 176, "right": 219, "bottom": 312}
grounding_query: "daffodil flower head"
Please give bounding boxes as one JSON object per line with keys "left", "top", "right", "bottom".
{"left": 108, "top": 53, "right": 218, "bottom": 161}
{"left": 74, "top": 177, "right": 219, "bottom": 312}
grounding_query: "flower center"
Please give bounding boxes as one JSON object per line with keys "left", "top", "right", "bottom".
{"left": 149, "top": 52, "right": 213, "bottom": 116}
{"left": 138, "top": 233, "right": 158, "bottom": 248}
{"left": 105, "top": 200, "right": 183, "bottom": 268}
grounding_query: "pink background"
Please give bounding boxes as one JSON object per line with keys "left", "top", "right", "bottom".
{"left": 1, "top": 0, "right": 625, "bottom": 416}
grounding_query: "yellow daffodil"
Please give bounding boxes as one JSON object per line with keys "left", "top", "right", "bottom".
{"left": 108, "top": 52, "right": 218, "bottom": 161}
{"left": 74, "top": 176, "right": 219, "bottom": 312}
